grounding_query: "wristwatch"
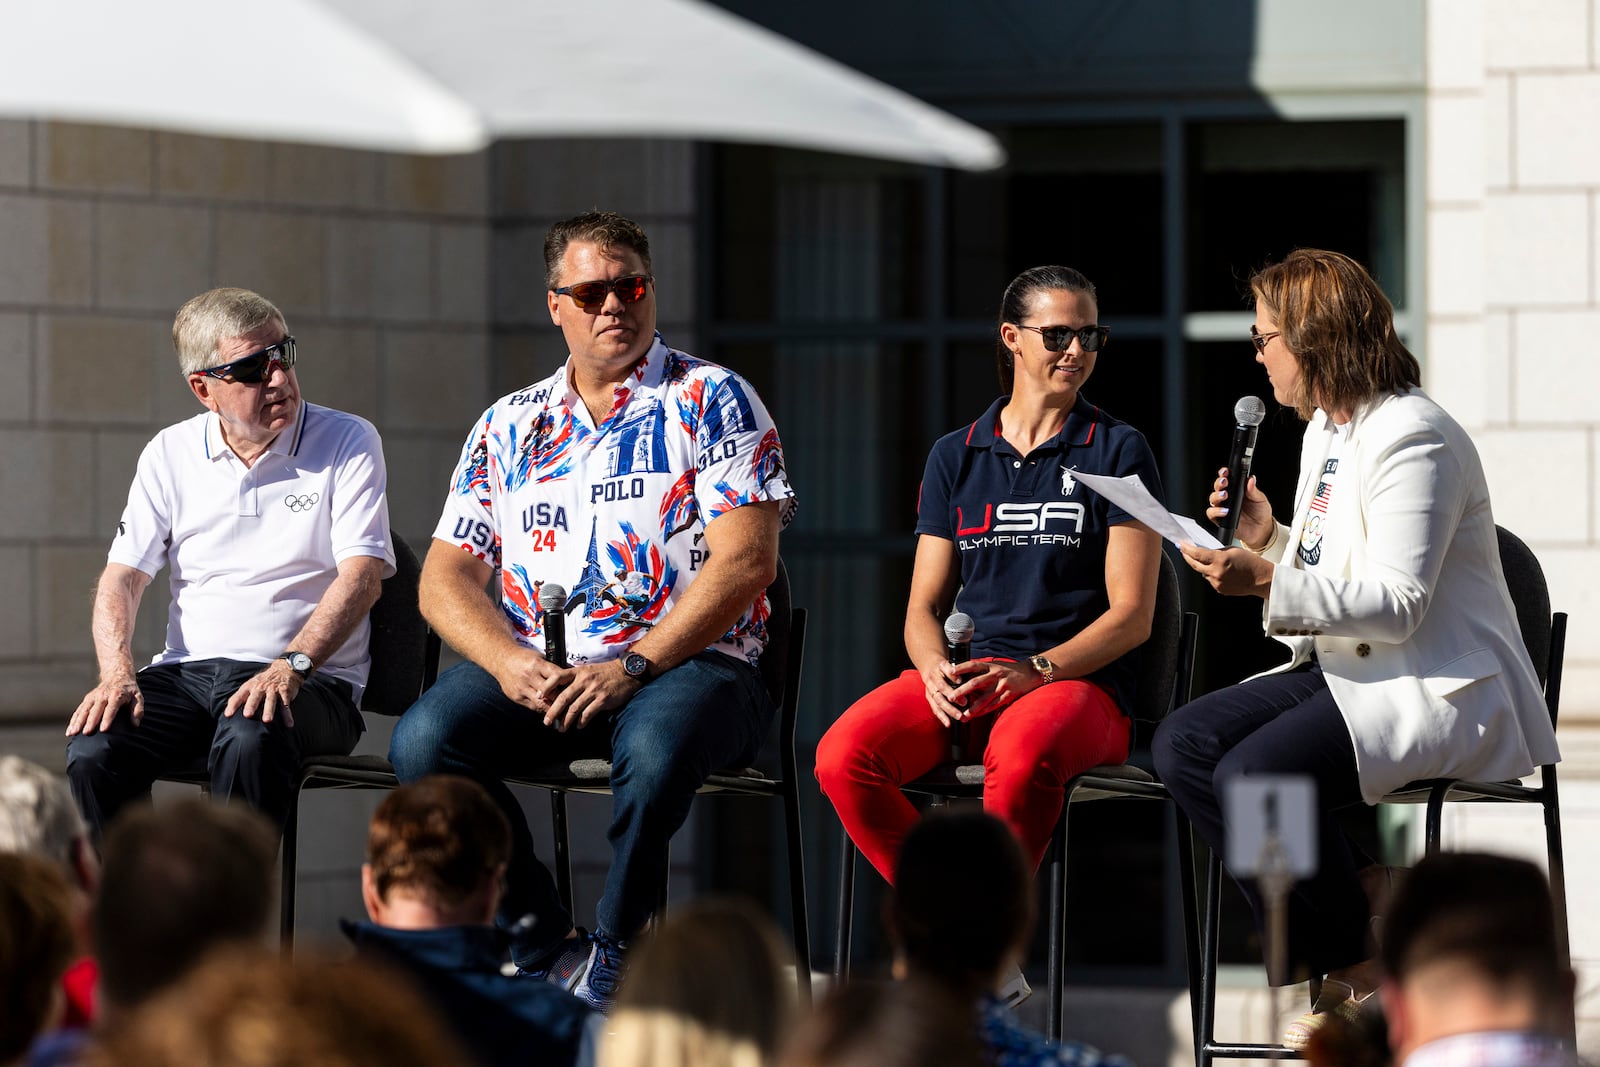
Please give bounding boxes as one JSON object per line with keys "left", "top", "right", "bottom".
{"left": 281, "top": 651, "right": 314, "bottom": 679}
{"left": 1028, "top": 654, "right": 1055, "bottom": 684}
{"left": 622, "top": 651, "right": 652, "bottom": 683}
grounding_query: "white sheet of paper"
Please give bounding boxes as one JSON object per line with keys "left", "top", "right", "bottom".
{"left": 1072, "top": 470, "right": 1224, "bottom": 550}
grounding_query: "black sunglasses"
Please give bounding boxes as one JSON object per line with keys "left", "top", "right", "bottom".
{"left": 1017, "top": 324, "right": 1110, "bottom": 353}
{"left": 198, "top": 337, "right": 297, "bottom": 384}
{"left": 1249, "top": 325, "right": 1281, "bottom": 353}
{"left": 552, "top": 274, "right": 652, "bottom": 311}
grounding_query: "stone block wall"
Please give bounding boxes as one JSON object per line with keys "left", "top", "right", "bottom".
{"left": 1424, "top": 0, "right": 1600, "bottom": 719}
{"left": 0, "top": 122, "right": 697, "bottom": 747}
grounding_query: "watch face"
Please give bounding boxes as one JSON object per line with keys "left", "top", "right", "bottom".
{"left": 286, "top": 652, "right": 312, "bottom": 673}
{"left": 623, "top": 652, "right": 648, "bottom": 679}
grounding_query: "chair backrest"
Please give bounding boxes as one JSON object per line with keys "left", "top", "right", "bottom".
{"left": 1496, "top": 525, "right": 1553, "bottom": 688}
{"left": 756, "top": 556, "right": 794, "bottom": 711}
{"left": 361, "top": 531, "right": 429, "bottom": 716}
{"left": 1127, "top": 550, "right": 1193, "bottom": 724}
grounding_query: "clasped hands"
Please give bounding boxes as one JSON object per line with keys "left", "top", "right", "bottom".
{"left": 919, "top": 658, "right": 1043, "bottom": 727}
{"left": 496, "top": 649, "right": 642, "bottom": 732}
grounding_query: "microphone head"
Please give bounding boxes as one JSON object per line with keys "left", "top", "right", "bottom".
{"left": 943, "top": 611, "right": 975, "bottom": 644}
{"left": 538, "top": 583, "right": 568, "bottom": 613}
{"left": 1234, "top": 395, "right": 1267, "bottom": 427}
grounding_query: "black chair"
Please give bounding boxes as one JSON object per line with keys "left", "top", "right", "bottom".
{"left": 504, "top": 557, "right": 813, "bottom": 1000}
{"left": 832, "top": 551, "right": 1198, "bottom": 1040}
{"left": 1188, "top": 525, "right": 1570, "bottom": 1065}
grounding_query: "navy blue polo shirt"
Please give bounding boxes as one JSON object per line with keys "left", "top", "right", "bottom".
{"left": 916, "top": 395, "right": 1163, "bottom": 715}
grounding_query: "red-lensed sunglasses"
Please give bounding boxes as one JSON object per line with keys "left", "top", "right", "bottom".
{"left": 552, "top": 274, "right": 652, "bottom": 312}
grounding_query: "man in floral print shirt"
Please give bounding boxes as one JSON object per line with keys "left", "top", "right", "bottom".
{"left": 391, "top": 212, "right": 797, "bottom": 1011}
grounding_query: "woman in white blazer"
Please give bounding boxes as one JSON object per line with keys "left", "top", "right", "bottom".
{"left": 1152, "top": 249, "right": 1560, "bottom": 1049}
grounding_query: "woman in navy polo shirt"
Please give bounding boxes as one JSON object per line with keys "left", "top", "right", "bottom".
{"left": 817, "top": 266, "right": 1165, "bottom": 898}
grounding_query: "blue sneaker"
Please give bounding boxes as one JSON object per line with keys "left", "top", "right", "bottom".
{"left": 572, "top": 930, "right": 627, "bottom": 1011}
{"left": 516, "top": 928, "right": 591, "bottom": 991}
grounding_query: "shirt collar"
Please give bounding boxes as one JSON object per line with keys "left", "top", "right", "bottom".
{"left": 557, "top": 333, "right": 671, "bottom": 411}
{"left": 341, "top": 919, "right": 509, "bottom": 973}
{"left": 962, "top": 394, "right": 1100, "bottom": 453}
{"left": 202, "top": 402, "right": 308, "bottom": 462}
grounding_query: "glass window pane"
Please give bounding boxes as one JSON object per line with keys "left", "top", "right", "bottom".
{"left": 1186, "top": 119, "right": 1406, "bottom": 311}
{"left": 949, "top": 124, "right": 1166, "bottom": 319}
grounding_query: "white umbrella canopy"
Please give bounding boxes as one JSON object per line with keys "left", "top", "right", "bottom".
{"left": 3, "top": 0, "right": 1003, "bottom": 170}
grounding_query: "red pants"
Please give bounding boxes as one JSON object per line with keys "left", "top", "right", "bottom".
{"left": 816, "top": 665, "right": 1131, "bottom": 882}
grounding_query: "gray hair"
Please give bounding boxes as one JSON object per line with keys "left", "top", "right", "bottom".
{"left": 172, "top": 288, "right": 288, "bottom": 376}
{"left": 0, "top": 755, "right": 86, "bottom": 871}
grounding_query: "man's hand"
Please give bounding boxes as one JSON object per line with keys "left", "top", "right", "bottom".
{"left": 542, "top": 660, "right": 642, "bottom": 733}
{"left": 493, "top": 647, "right": 573, "bottom": 714}
{"left": 946, "top": 659, "right": 1045, "bottom": 720}
{"left": 223, "top": 660, "right": 303, "bottom": 727}
{"left": 66, "top": 674, "right": 144, "bottom": 736}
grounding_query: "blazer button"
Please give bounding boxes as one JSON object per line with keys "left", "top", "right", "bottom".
{"left": 1311, "top": 629, "right": 1323, "bottom": 636}
{"left": 1273, "top": 627, "right": 1287, "bottom": 635}
{"left": 1357, "top": 643, "right": 1371, "bottom": 657}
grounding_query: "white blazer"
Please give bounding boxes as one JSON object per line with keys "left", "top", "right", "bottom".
{"left": 1250, "top": 388, "right": 1560, "bottom": 803}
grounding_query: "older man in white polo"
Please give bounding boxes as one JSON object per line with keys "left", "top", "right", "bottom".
{"left": 65, "top": 287, "right": 393, "bottom": 836}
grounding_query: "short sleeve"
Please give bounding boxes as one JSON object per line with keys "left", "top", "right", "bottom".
{"left": 914, "top": 440, "right": 957, "bottom": 540}
{"left": 107, "top": 438, "right": 174, "bottom": 578}
{"left": 690, "top": 371, "right": 799, "bottom": 528}
{"left": 329, "top": 416, "right": 396, "bottom": 576}
{"left": 432, "top": 407, "right": 503, "bottom": 568}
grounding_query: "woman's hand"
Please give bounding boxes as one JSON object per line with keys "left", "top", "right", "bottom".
{"left": 1180, "top": 542, "right": 1275, "bottom": 598}
{"left": 1207, "top": 468, "right": 1276, "bottom": 550}
{"left": 917, "top": 660, "right": 971, "bottom": 727}
{"left": 944, "top": 659, "right": 1044, "bottom": 720}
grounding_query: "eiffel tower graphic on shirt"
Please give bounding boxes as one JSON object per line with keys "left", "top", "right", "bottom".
{"left": 566, "top": 517, "right": 611, "bottom": 617}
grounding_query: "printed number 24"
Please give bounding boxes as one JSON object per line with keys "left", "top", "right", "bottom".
{"left": 531, "top": 530, "right": 557, "bottom": 551}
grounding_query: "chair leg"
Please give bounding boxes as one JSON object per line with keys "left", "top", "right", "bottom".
{"left": 834, "top": 827, "right": 856, "bottom": 981}
{"left": 1046, "top": 805, "right": 1068, "bottom": 1042}
{"left": 552, "top": 791, "right": 573, "bottom": 916}
{"left": 1173, "top": 809, "right": 1202, "bottom": 1056}
{"left": 1424, "top": 783, "right": 1448, "bottom": 854}
{"left": 1197, "top": 847, "right": 1223, "bottom": 1067}
{"left": 279, "top": 776, "right": 304, "bottom": 951}
{"left": 782, "top": 786, "right": 813, "bottom": 1002}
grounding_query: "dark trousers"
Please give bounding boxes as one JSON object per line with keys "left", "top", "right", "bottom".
{"left": 1152, "top": 664, "right": 1372, "bottom": 983}
{"left": 388, "top": 652, "right": 773, "bottom": 966}
{"left": 66, "top": 658, "right": 364, "bottom": 839}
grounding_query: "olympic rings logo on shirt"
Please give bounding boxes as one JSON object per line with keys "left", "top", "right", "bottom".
{"left": 284, "top": 493, "right": 321, "bottom": 512}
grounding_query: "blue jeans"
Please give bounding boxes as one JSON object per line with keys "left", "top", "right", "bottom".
{"left": 388, "top": 651, "right": 773, "bottom": 965}
{"left": 1152, "top": 663, "right": 1371, "bottom": 983}
{"left": 66, "top": 658, "right": 364, "bottom": 838}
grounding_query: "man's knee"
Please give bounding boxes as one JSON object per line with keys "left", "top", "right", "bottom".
{"left": 65, "top": 733, "right": 115, "bottom": 784}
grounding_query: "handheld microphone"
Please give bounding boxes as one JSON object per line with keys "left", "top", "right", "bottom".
{"left": 1216, "top": 396, "right": 1267, "bottom": 546}
{"left": 943, "top": 612, "right": 975, "bottom": 761}
{"left": 538, "top": 583, "right": 569, "bottom": 667}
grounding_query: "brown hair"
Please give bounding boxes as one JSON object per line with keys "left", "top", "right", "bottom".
{"left": 544, "top": 210, "right": 653, "bottom": 289}
{"left": 601, "top": 897, "right": 795, "bottom": 1067}
{"left": 366, "top": 775, "right": 510, "bottom": 912}
{"left": 85, "top": 948, "right": 472, "bottom": 1067}
{"left": 93, "top": 798, "right": 278, "bottom": 1010}
{"left": 1249, "top": 248, "right": 1420, "bottom": 420}
{"left": 995, "top": 265, "right": 1098, "bottom": 393}
{"left": 0, "top": 853, "right": 77, "bottom": 1062}
{"left": 779, "top": 979, "right": 982, "bottom": 1067}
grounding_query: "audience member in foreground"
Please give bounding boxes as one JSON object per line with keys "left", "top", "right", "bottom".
{"left": 1380, "top": 852, "right": 1576, "bottom": 1067}
{"left": 599, "top": 897, "right": 796, "bottom": 1067}
{"left": 889, "top": 811, "right": 1134, "bottom": 1067}
{"left": 93, "top": 797, "right": 277, "bottom": 1017}
{"left": 0, "top": 757, "right": 99, "bottom": 1029}
{"left": 780, "top": 980, "right": 981, "bottom": 1067}
{"left": 83, "top": 948, "right": 472, "bottom": 1067}
{"left": 0, "top": 854, "right": 77, "bottom": 1067}
{"left": 347, "top": 775, "right": 592, "bottom": 1067}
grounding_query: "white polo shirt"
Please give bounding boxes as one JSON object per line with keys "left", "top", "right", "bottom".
{"left": 109, "top": 401, "right": 394, "bottom": 697}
